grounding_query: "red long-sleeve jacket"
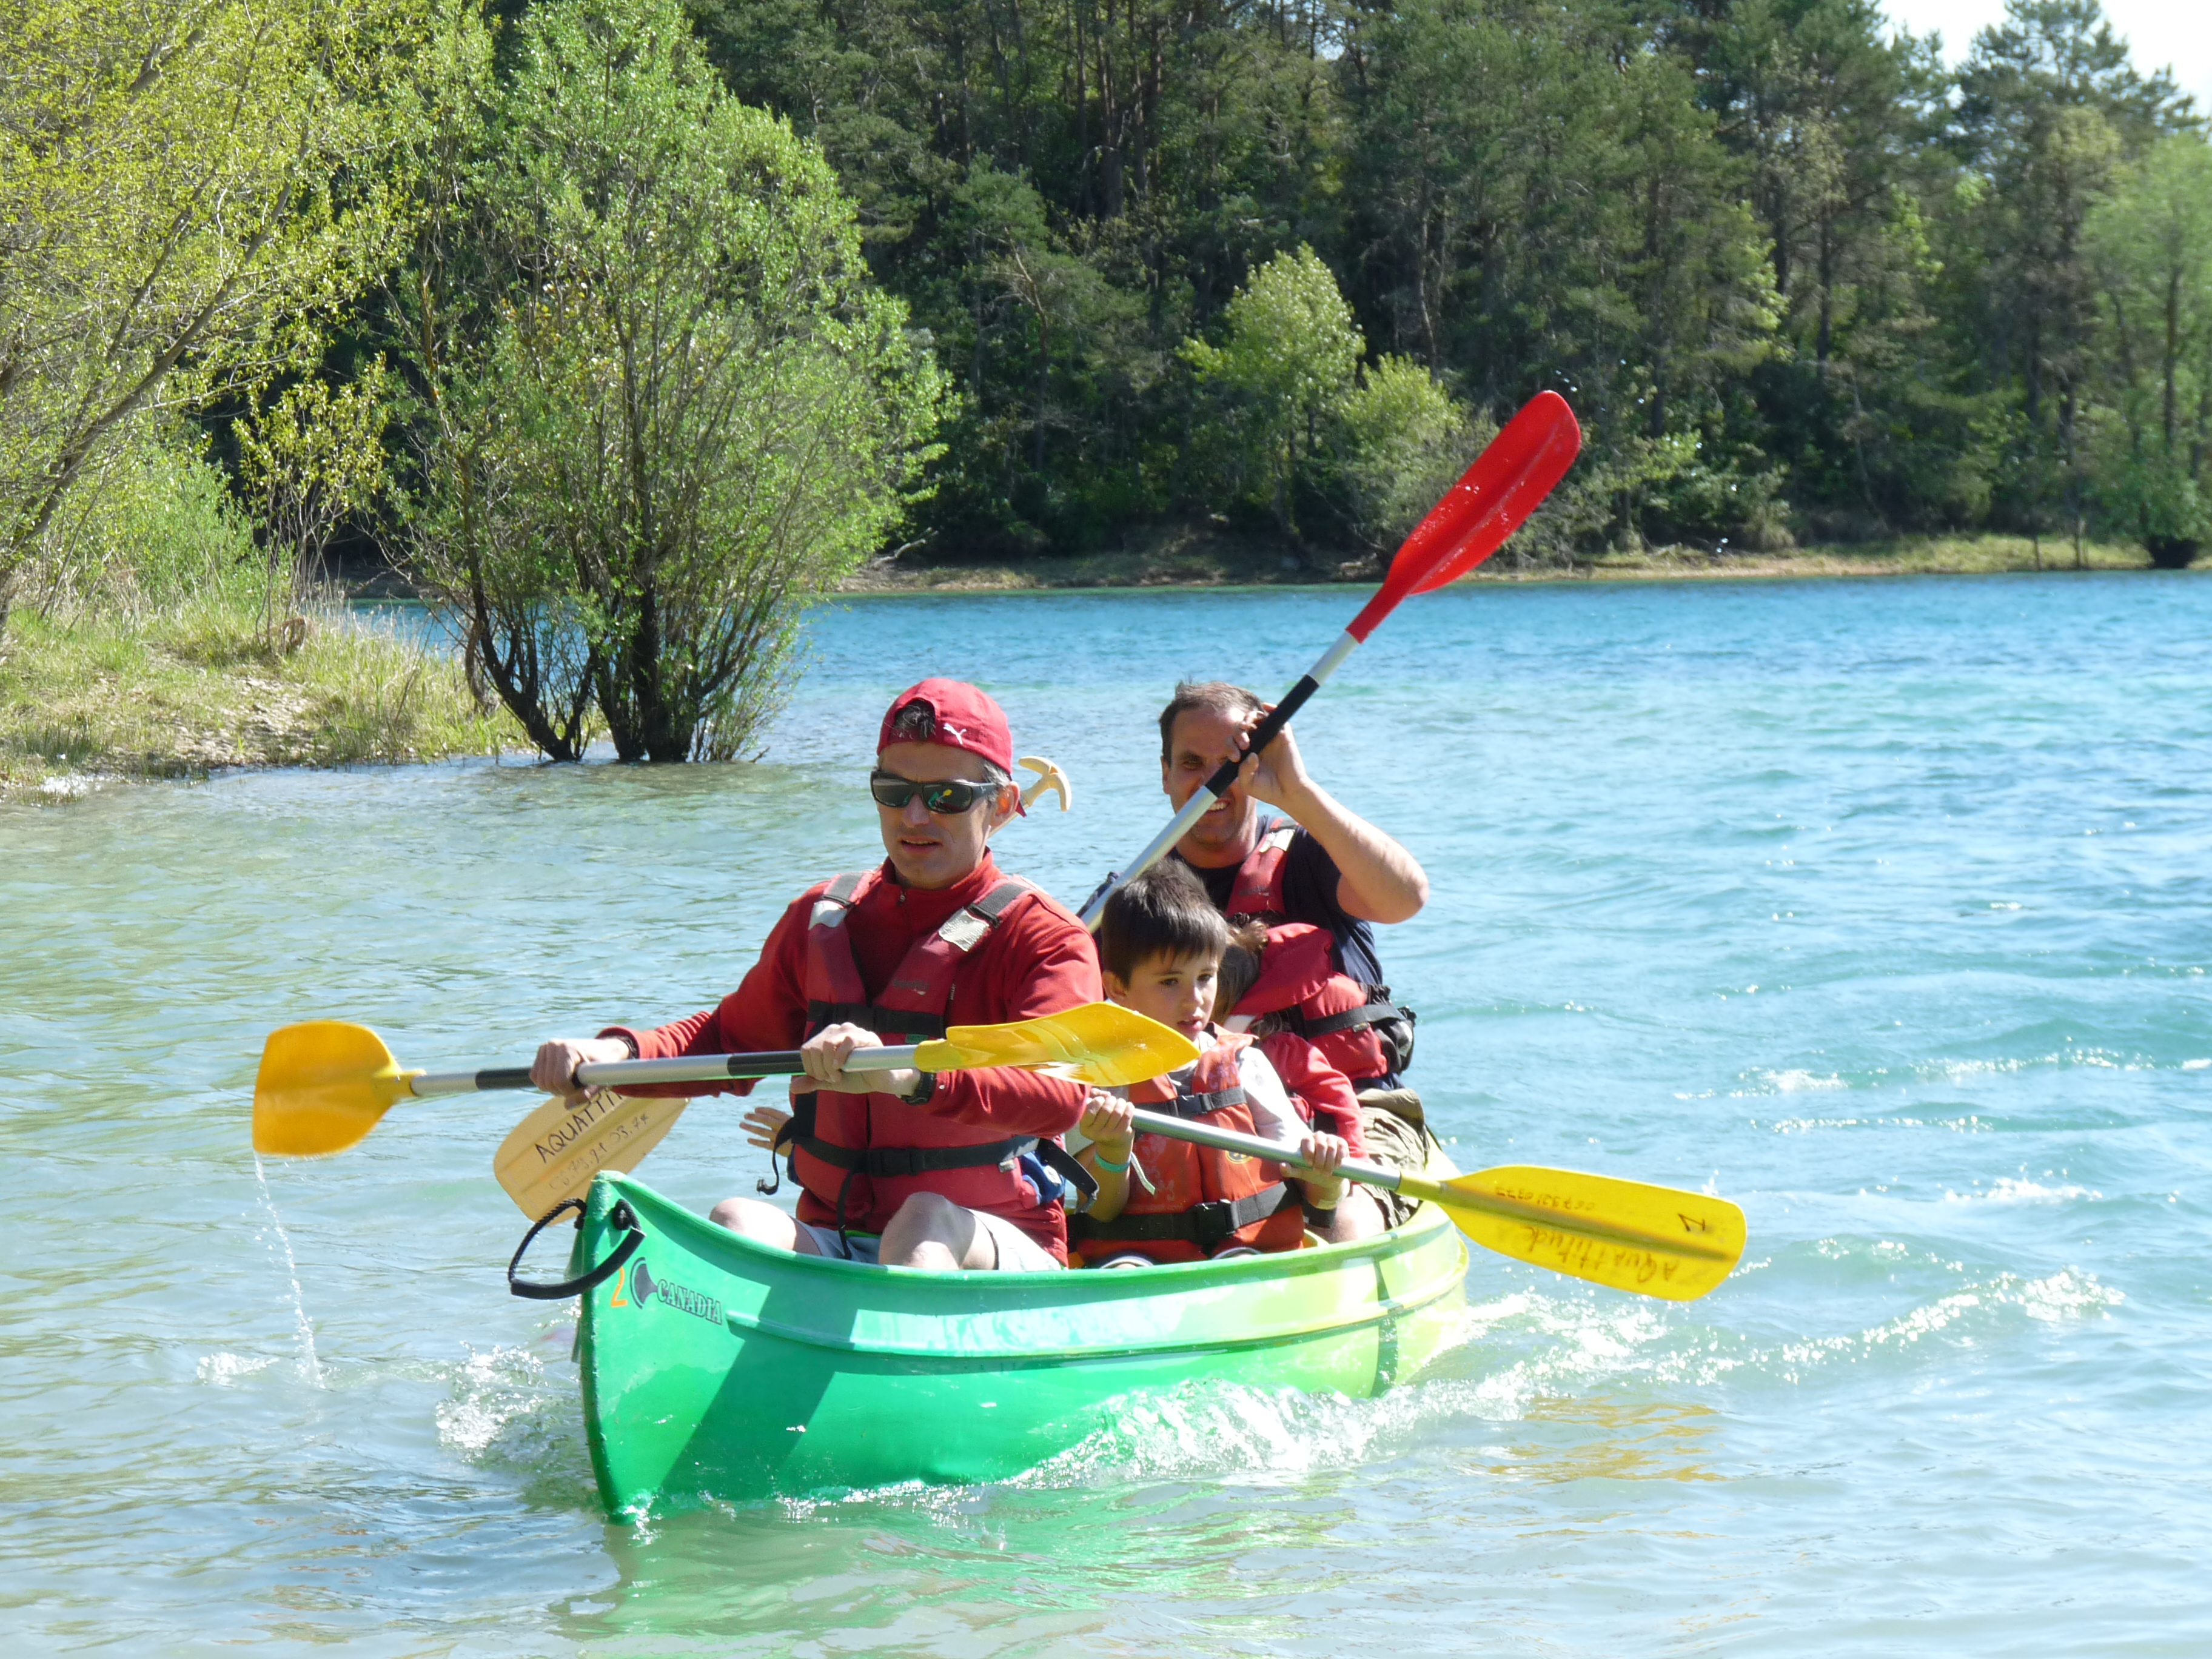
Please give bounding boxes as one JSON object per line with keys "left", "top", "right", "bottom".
{"left": 607, "top": 854, "right": 1098, "bottom": 1256}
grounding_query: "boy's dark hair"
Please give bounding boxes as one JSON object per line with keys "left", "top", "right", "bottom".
{"left": 1158, "top": 680, "right": 1264, "bottom": 762}
{"left": 1214, "top": 916, "right": 1270, "bottom": 1021}
{"left": 1096, "top": 862, "right": 1232, "bottom": 983}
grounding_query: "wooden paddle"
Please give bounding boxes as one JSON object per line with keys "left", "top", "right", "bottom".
{"left": 252, "top": 1003, "right": 1198, "bottom": 1161}
{"left": 1080, "top": 390, "right": 1582, "bottom": 925}
{"left": 1122, "top": 1105, "right": 1744, "bottom": 1302}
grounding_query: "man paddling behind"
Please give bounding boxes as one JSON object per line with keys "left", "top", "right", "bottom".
{"left": 1158, "top": 680, "right": 1434, "bottom": 1212}
{"left": 530, "top": 680, "right": 1096, "bottom": 1272}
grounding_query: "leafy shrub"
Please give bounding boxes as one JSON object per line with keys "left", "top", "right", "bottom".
{"left": 397, "top": 0, "right": 947, "bottom": 763}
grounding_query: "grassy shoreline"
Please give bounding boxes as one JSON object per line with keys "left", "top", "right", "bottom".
{"left": 7, "top": 529, "right": 2193, "bottom": 802}
{"left": 839, "top": 529, "right": 2187, "bottom": 593}
{"left": 1, "top": 599, "right": 521, "bottom": 804}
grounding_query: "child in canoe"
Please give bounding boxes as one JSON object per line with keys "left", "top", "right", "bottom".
{"left": 1065, "top": 863, "right": 1367, "bottom": 1267}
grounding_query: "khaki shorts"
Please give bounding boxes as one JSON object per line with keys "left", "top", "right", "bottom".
{"left": 794, "top": 1210, "right": 1062, "bottom": 1272}
{"left": 1356, "top": 1088, "right": 1436, "bottom": 1230}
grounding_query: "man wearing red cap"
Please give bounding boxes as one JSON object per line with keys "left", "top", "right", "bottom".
{"left": 530, "top": 679, "right": 1098, "bottom": 1270}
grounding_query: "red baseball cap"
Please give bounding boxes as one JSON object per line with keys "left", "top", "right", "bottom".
{"left": 878, "top": 679, "right": 1016, "bottom": 777}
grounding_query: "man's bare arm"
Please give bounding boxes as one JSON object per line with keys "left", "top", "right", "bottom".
{"left": 1232, "top": 714, "right": 1429, "bottom": 924}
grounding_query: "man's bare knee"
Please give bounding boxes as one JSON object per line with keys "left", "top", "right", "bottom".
{"left": 880, "top": 1192, "right": 979, "bottom": 1269}
{"left": 709, "top": 1196, "right": 806, "bottom": 1252}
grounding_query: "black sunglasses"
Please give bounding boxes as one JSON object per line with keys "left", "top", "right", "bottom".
{"left": 869, "top": 771, "right": 1006, "bottom": 814}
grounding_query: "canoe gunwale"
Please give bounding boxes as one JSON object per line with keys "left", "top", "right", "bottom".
{"left": 724, "top": 1225, "right": 1461, "bottom": 1361}
{"left": 586, "top": 1172, "right": 1466, "bottom": 1363}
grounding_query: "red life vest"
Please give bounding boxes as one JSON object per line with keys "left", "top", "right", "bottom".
{"left": 1225, "top": 819, "right": 1298, "bottom": 916}
{"left": 1255, "top": 1029, "right": 1367, "bottom": 1159}
{"left": 1066, "top": 1031, "right": 1305, "bottom": 1264}
{"left": 769, "top": 868, "right": 1081, "bottom": 1242}
{"left": 1229, "top": 921, "right": 1398, "bottom": 1087}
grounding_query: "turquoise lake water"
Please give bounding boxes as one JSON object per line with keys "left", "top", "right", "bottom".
{"left": 5, "top": 573, "right": 2210, "bottom": 1654}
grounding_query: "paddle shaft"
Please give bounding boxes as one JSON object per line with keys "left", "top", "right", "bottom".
{"left": 409, "top": 1046, "right": 922, "bottom": 1099}
{"left": 1079, "top": 626, "right": 1369, "bottom": 927}
{"left": 1123, "top": 1106, "right": 1733, "bottom": 1261}
{"left": 1125, "top": 1104, "right": 1396, "bottom": 1188}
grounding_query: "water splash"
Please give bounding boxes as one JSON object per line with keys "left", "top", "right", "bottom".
{"left": 436, "top": 1344, "right": 552, "bottom": 1458}
{"left": 252, "top": 1153, "right": 324, "bottom": 1387}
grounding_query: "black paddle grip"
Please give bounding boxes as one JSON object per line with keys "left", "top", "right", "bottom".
{"left": 1200, "top": 674, "right": 1322, "bottom": 799}
{"left": 475, "top": 1066, "right": 535, "bottom": 1091}
{"left": 726, "top": 1051, "right": 806, "bottom": 1076}
{"left": 507, "top": 1197, "right": 644, "bottom": 1300}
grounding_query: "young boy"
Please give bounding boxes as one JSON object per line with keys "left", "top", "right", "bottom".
{"left": 1067, "top": 863, "right": 1364, "bottom": 1267}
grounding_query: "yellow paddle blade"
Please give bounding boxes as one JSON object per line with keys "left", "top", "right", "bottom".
{"left": 920, "top": 1002, "right": 1198, "bottom": 1088}
{"left": 252, "top": 1021, "right": 420, "bottom": 1157}
{"left": 1410, "top": 1164, "right": 1747, "bottom": 1302}
{"left": 494, "top": 1091, "right": 688, "bottom": 1219}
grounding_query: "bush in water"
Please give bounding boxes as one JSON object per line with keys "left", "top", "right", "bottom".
{"left": 394, "top": 0, "right": 948, "bottom": 763}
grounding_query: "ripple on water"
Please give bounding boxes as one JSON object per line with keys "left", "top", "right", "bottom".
{"left": 8, "top": 575, "right": 2212, "bottom": 1654}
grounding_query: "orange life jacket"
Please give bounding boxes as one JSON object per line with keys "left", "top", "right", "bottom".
{"left": 1228, "top": 921, "right": 1399, "bottom": 1087}
{"left": 768, "top": 868, "right": 1089, "bottom": 1241}
{"left": 1066, "top": 1030, "right": 1304, "bottom": 1264}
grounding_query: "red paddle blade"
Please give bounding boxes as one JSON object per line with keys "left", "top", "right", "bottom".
{"left": 1375, "top": 391, "right": 1582, "bottom": 615}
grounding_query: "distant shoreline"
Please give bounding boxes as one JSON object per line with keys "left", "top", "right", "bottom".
{"left": 839, "top": 531, "right": 2188, "bottom": 595}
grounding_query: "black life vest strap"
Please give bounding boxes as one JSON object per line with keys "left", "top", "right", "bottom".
{"left": 1037, "top": 1139, "right": 1099, "bottom": 1202}
{"left": 803, "top": 1000, "right": 950, "bottom": 1039}
{"left": 787, "top": 1124, "right": 1032, "bottom": 1179}
{"left": 1068, "top": 1182, "right": 1293, "bottom": 1250}
{"left": 760, "top": 1095, "right": 1098, "bottom": 1204}
{"left": 1290, "top": 1000, "right": 1399, "bottom": 1040}
{"left": 967, "top": 880, "right": 1030, "bottom": 921}
{"left": 1158, "top": 1085, "right": 1248, "bottom": 1120}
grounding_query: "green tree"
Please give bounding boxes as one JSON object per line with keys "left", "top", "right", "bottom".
{"left": 1949, "top": 0, "right": 2193, "bottom": 557}
{"left": 237, "top": 362, "right": 393, "bottom": 628}
{"left": 2086, "top": 135, "right": 2212, "bottom": 558}
{"left": 395, "top": 0, "right": 948, "bottom": 763}
{"left": 0, "top": 0, "right": 431, "bottom": 630}
{"left": 1331, "top": 355, "right": 1481, "bottom": 555}
{"left": 1182, "top": 245, "right": 1361, "bottom": 533}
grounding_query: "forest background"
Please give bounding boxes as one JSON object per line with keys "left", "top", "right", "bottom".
{"left": 4, "top": 0, "right": 2210, "bottom": 777}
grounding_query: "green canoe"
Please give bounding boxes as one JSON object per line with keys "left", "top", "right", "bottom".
{"left": 565, "top": 1162, "right": 1469, "bottom": 1516}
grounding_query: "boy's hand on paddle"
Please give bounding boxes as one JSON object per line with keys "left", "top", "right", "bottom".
{"left": 1077, "top": 1091, "right": 1136, "bottom": 1156}
{"left": 740, "top": 1105, "right": 791, "bottom": 1152}
{"left": 530, "top": 1036, "right": 629, "bottom": 1099}
{"left": 1295, "top": 1130, "right": 1348, "bottom": 1206}
{"left": 1296, "top": 1130, "right": 1348, "bottom": 1183}
{"left": 800, "top": 1022, "right": 919, "bottom": 1097}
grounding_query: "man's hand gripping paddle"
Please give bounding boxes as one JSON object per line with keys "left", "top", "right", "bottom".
{"left": 249, "top": 1005, "right": 1198, "bottom": 1213}
{"left": 1081, "top": 390, "right": 1581, "bottom": 924}
{"left": 1124, "top": 1105, "right": 1744, "bottom": 1302}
